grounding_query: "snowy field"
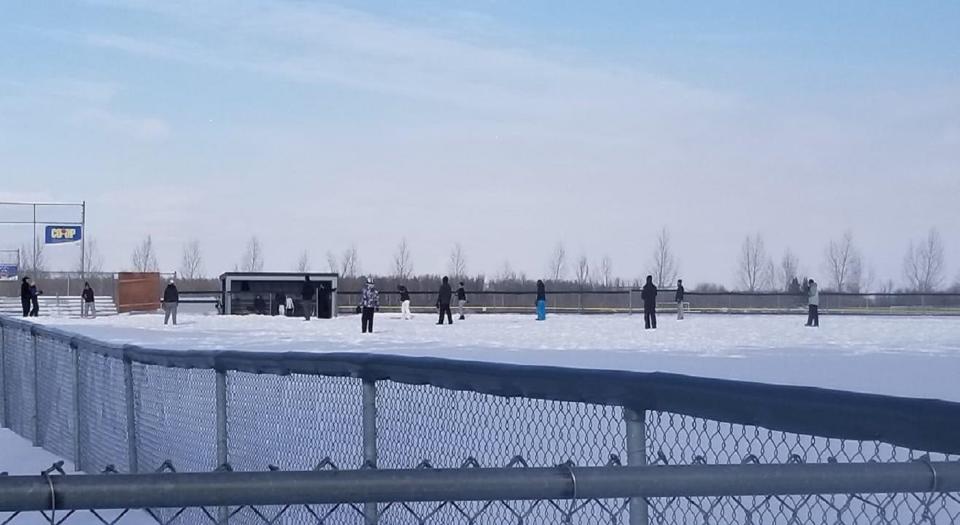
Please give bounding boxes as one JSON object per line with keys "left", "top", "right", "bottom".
{"left": 28, "top": 312, "right": 960, "bottom": 402}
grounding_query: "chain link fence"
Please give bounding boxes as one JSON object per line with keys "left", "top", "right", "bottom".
{"left": 1, "top": 314, "right": 959, "bottom": 524}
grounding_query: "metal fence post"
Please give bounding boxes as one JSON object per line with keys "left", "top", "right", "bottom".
{"left": 123, "top": 358, "right": 139, "bottom": 474}
{"left": 216, "top": 369, "right": 229, "bottom": 525}
{"left": 623, "top": 407, "right": 648, "bottom": 525}
{"left": 0, "top": 323, "right": 6, "bottom": 429}
{"left": 72, "top": 344, "right": 82, "bottom": 472}
{"left": 362, "top": 378, "right": 379, "bottom": 525}
{"left": 32, "top": 331, "right": 40, "bottom": 447}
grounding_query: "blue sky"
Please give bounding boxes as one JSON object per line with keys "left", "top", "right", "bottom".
{"left": 1, "top": 0, "right": 958, "bottom": 286}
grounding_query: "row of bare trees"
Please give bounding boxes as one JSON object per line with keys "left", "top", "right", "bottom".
{"left": 73, "top": 227, "right": 956, "bottom": 293}
{"left": 735, "top": 228, "right": 949, "bottom": 293}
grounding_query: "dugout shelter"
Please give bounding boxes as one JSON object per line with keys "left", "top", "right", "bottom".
{"left": 220, "top": 272, "right": 338, "bottom": 318}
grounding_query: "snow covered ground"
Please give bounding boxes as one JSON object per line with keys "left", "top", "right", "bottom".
{"left": 0, "top": 430, "right": 155, "bottom": 524}
{"left": 28, "top": 312, "right": 960, "bottom": 402}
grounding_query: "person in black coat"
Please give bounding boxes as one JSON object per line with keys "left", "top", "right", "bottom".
{"left": 301, "top": 275, "right": 316, "bottom": 321}
{"left": 162, "top": 279, "right": 179, "bottom": 325}
{"left": 253, "top": 295, "right": 267, "bottom": 315}
{"left": 28, "top": 279, "right": 42, "bottom": 317}
{"left": 641, "top": 275, "right": 658, "bottom": 329}
{"left": 81, "top": 282, "right": 96, "bottom": 318}
{"left": 536, "top": 280, "right": 547, "bottom": 320}
{"left": 675, "top": 279, "right": 685, "bottom": 320}
{"left": 456, "top": 282, "right": 467, "bottom": 320}
{"left": 436, "top": 276, "right": 453, "bottom": 325}
{"left": 20, "top": 277, "right": 31, "bottom": 317}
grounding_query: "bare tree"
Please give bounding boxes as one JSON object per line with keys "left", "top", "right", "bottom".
{"left": 179, "top": 240, "right": 203, "bottom": 279}
{"left": 77, "top": 238, "right": 104, "bottom": 274}
{"left": 574, "top": 254, "right": 590, "bottom": 290}
{"left": 495, "top": 260, "right": 517, "bottom": 282}
{"left": 240, "top": 236, "right": 264, "bottom": 272}
{"left": 548, "top": 243, "right": 566, "bottom": 281}
{"left": 392, "top": 239, "right": 413, "bottom": 279}
{"left": 131, "top": 235, "right": 159, "bottom": 272}
{"left": 326, "top": 251, "right": 338, "bottom": 273}
{"left": 737, "top": 233, "right": 774, "bottom": 292}
{"left": 597, "top": 255, "right": 613, "bottom": 288}
{"left": 903, "top": 228, "right": 946, "bottom": 292}
{"left": 296, "top": 250, "right": 311, "bottom": 272}
{"left": 340, "top": 245, "right": 360, "bottom": 278}
{"left": 21, "top": 240, "right": 46, "bottom": 275}
{"left": 779, "top": 249, "right": 799, "bottom": 291}
{"left": 649, "top": 227, "right": 679, "bottom": 287}
{"left": 823, "top": 231, "right": 861, "bottom": 292}
{"left": 448, "top": 243, "right": 467, "bottom": 279}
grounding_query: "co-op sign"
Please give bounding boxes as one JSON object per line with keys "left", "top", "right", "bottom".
{"left": 45, "top": 225, "right": 83, "bottom": 244}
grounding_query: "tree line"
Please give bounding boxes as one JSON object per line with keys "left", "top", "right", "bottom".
{"left": 18, "top": 228, "right": 954, "bottom": 294}
{"left": 95, "top": 227, "right": 960, "bottom": 293}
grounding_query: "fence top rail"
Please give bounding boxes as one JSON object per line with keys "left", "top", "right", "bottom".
{"left": 2, "top": 314, "right": 959, "bottom": 454}
{"left": 2, "top": 462, "right": 958, "bottom": 512}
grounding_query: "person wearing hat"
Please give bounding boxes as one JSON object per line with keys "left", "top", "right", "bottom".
{"left": 360, "top": 277, "right": 380, "bottom": 333}
{"left": 162, "top": 279, "right": 179, "bottom": 325}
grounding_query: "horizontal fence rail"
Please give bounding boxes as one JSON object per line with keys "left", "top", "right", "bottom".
{"left": 2, "top": 313, "right": 960, "bottom": 524}
{"left": 3, "top": 462, "right": 959, "bottom": 511}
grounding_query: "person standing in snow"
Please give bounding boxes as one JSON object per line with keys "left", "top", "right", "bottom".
{"left": 81, "top": 282, "right": 96, "bottom": 318}
{"left": 535, "top": 280, "right": 547, "bottom": 321}
{"left": 360, "top": 278, "right": 380, "bottom": 333}
{"left": 301, "top": 275, "right": 316, "bottom": 321}
{"left": 805, "top": 278, "right": 819, "bottom": 327}
{"left": 436, "top": 276, "right": 453, "bottom": 325}
{"left": 675, "top": 279, "right": 685, "bottom": 320}
{"left": 20, "top": 277, "right": 31, "bottom": 317}
{"left": 285, "top": 295, "right": 295, "bottom": 317}
{"left": 29, "top": 279, "right": 42, "bottom": 317}
{"left": 456, "top": 281, "right": 467, "bottom": 320}
{"left": 641, "top": 275, "right": 658, "bottom": 329}
{"left": 253, "top": 295, "right": 267, "bottom": 315}
{"left": 162, "top": 279, "right": 179, "bottom": 325}
{"left": 398, "top": 285, "right": 412, "bottom": 320}
{"left": 276, "top": 292, "right": 286, "bottom": 316}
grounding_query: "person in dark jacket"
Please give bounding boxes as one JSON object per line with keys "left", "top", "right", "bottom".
{"left": 253, "top": 295, "right": 267, "bottom": 315}
{"left": 301, "top": 275, "right": 316, "bottom": 321}
{"left": 641, "top": 275, "right": 657, "bottom": 329}
{"left": 675, "top": 279, "right": 685, "bottom": 321}
{"left": 81, "top": 282, "right": 96, "bottom": 318}
{"left": 162, "top": 279, "right": 179, "bottom": 325}
{"left": 456, "top": 282, "right": 467, "bottom": 320}
{"left": 398, "top": 285, "right": 412, "bottom": 320}
{"left": 20, "top": 277, "right": 31, "bottom": 317}
{"left": 275, "top": 292, "right": 286, "bottom": 316}
{"left": 29, "top": 279, "right": 42, "bottom": 317}
{"left": 360, "top": 278, "right": 380, "bottom": 333}
{"left": 436, "top": 276, "right": 453, "bottom": 325}
{"left": 536, "top": 280, "right": 546, "bottom": 321}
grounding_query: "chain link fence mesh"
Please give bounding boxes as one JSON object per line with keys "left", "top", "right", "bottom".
{"left": 77, "top": 348, "right": 130, "bottom": 473}
{"left": 34, "top": 333, "right": 76, "bottom": 462}
{"left": 1, "top": 318, "right": 959, "bottom": 524}
{"left": 2, "top": 324, "right": 36, "bottom": 442}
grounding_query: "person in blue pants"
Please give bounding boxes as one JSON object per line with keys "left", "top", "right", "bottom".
{"left": 536, "top": 280, "right": 547, "bottom": 320}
